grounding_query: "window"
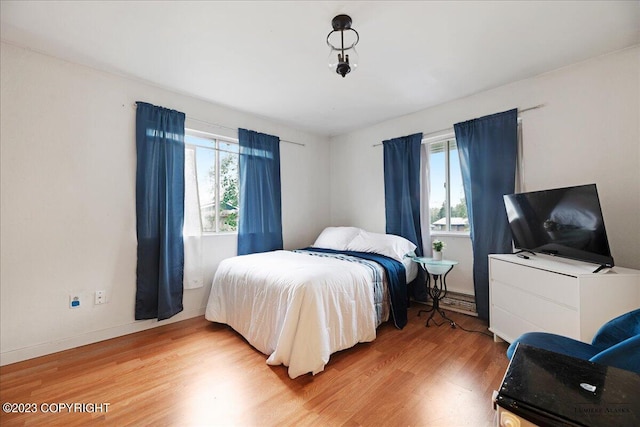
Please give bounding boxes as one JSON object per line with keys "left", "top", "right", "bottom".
{"left": 429, "top": 138, "right": 469, "bottom": 233}
{"left": 185, "top": 129, "right": 239, "bottom": 233}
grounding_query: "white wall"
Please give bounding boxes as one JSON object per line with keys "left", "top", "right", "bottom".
{"left": 2, "top": 42, "right": 638, "bottom": 364}
{"left": 0, "top": 42, "right": 331, "bottom": 365}
{"left": 330, "top": 46, "right": 640, "bottom": 295}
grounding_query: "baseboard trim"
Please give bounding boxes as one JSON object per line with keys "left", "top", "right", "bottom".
{"left": 0, "top": 307, "right": 206, "bottom": 366}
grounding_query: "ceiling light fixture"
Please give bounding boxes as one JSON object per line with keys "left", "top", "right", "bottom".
{"left": 326, "top": 14, "right": 359, "bottom": 78}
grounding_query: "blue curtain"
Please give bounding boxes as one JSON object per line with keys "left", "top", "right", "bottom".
{"left": 135, "top": 102, "right": 185, "bottom": 321}
{"left": 383, "top": 133, "right": 424, "bottom": 256}
{"left": 383, "top": 133, "right": 427, "bottom": 302}
{"left": 454, "top": 109, "right": 518, "bottom": 321}
{"left": 237, "top": 128, "right": 283, "bottom": 255}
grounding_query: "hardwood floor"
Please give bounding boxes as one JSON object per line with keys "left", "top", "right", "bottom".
{"left": 0, "top": 306, "right": 509, "bottom": 426}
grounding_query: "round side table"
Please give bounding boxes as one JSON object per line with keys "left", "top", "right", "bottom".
{"left": 410, "top": 257, "right": 458, "bottom": 327}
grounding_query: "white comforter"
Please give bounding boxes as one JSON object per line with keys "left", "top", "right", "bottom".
{"left": 205, "top": 250, "right": 387, "bottom": 378}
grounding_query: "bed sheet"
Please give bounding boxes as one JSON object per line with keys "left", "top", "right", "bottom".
{"left": 204, "top": 250, "right": 393, "bottom": 378}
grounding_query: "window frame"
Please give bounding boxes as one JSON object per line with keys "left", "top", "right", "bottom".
{"left": 185, "top": 128, "right": 240, "bottom": 235}
{"left": 426, "top": 134, "right": 470, "bottom": 236}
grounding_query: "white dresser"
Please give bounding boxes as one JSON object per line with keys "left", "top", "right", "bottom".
{"left": 488, "top": 253, "right": 640, "bottom": 344}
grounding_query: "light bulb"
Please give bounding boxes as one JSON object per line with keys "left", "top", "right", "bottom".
{"left": 327, "top": 46, "right": 358, "bottom": 77}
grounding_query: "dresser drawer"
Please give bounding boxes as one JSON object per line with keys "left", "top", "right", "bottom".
{"left": 490, "top": 305, "right": 541, "bottom": 343}
{"left": 491, "top": 280, "right": 580, "bottom": 339}
{"left": 490, "top": 258, "right": 579, "bottom": 309}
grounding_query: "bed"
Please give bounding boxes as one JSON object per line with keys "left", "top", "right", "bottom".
{"left": 204, "top": 227, "right": 418, "bottom": 378}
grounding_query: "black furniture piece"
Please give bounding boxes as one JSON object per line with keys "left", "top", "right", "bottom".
{"left": 494, "top": 343, "right": 640, "bottom": 427}
{"left": 506, "top": 308, "right": 640, "bottom": 374}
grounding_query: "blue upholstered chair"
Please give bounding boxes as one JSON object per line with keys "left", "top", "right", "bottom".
{"left": 506, "top": 308, "right": 640, "bottom": 374}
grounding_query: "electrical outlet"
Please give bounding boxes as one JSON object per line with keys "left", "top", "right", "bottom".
{"left": 95, "top": 290, "right": 106, "bottom": 305}
{"left": 69, "top": 295, "right": 81, "bottom": 309}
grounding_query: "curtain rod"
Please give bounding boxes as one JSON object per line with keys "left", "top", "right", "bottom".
{"left": 372, "top": 104, "right": 545, "bottom": 147}
{"left": 132, "top": 103, "right": 305, "bottom": 147}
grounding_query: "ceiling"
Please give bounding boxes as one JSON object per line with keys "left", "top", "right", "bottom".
{"left": 1, "top": 1, "right": 638, "bottom": 137}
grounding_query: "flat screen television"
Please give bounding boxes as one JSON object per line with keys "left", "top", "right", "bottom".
{"left": 503, "top": 184, "right": 614, "bottom": 269}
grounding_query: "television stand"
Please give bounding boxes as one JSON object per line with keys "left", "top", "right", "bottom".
{"left": 592, "top": 264, "right": 610, "bottom": 274}
{"left": 488, "top": 253, "right": 640, "bottom": 344}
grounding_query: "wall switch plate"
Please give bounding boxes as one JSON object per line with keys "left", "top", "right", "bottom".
{"left": 69, "top": 295, "right": 81, "bottom": 309}
{"left": 95, "top": 290, "right": 106, "bottom": 305}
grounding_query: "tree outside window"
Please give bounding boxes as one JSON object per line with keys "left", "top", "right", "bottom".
{"left": 185, "top": 130, "right": 239, "bottom": 233}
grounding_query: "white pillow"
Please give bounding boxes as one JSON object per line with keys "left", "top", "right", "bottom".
{"left": 346, "top": 230, "right": 417, "bottom": 262}
{"left": 312, "top": 226, "right": 361, "bottom": 251}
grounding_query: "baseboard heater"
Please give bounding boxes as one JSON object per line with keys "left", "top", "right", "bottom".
{"left": 415, "top": 291, "right": 477, "bottom": 316}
